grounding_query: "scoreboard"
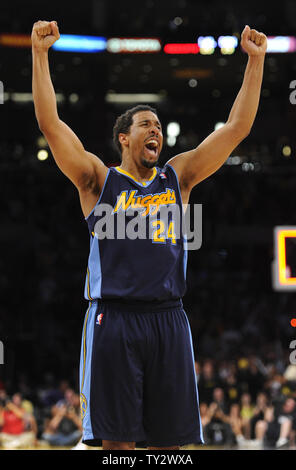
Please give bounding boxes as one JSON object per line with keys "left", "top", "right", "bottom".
{"left": 273, "top": 227, "right": 296, "bottom": 291}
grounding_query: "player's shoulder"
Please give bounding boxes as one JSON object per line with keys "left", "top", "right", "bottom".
{"left": 158, "top": 162, "right": 179, "bottom": 181}
{"left": 84, "top": 151, "right": 109, "bottom": 189}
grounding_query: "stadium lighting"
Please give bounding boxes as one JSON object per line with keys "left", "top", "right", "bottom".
{"left": 69, "top": 93, "right": 79, "bottom": 103}
{"left": 52, "top": 35, "right": 107, "bottom": 53}
{"left": 164, "top": 43, "right": 199, "bottom": 54}
{"left": 173, "top": 17, "right": 183, "bottom": 26}
{"left": 166, "top": 122, "right": 180, "bottom": 147}
{"left": 105, "top": 92, "right": 165, "bottom": 103}
{"left": 36, "top": 136, "right": 47, "bottom": 148}
{"left": 197, "top": 36, "right": 217, "bottom": 55}
{"left": 225, "top": 156, "right": 242, "bottom": 165}
{"left": 9, "top": 92, "right": 65, "bottom": 103}
{"left": 188, "top": 79, "right": 198, "bottom": 88}
{"left": 11, "top": 92, "right": 33, "bottom": 103}
{"left": 214, "top": 122, "right": 225, "bottom": 130}
{"left": 240, "top": 36, "right": 296, "bottom": 53}
{"left": 218, "top": 36, "right": 238, "bottom": 55}
{"left": 282, "top": 145, "right": 292, "bottom": 157}
{"left": 241, "top": 162, "right": 255, "bottom": 171}
{"left": 37, "top": 149, "right": 48, "bottom": 161}
{"left": 0, "top": 33, "right": 32, "bottom": 47}
{"left": 266, "top": 36, "right": 296, "bottom": 53}
{"left": 167, "top": 122, "right": 180, "bottom": 137}
{"left": 107, "top": 38, "right": 161, "bottom": 53}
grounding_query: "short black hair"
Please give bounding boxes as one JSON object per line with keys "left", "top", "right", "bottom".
{"left": 112, "top": 104, "right": 158, "bottom": 158}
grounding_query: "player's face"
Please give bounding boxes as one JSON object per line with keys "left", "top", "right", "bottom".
{"left": 123, "top": 111, "right": 163, "bottom": 168}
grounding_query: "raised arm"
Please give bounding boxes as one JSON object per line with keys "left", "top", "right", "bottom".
{"left": 168, "top": 26, "right": 267, "bottom": 204}
{"left": 31, "top": 20, "right": 107, "bottom": 217}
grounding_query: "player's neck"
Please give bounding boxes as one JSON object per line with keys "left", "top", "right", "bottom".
{"left": 118, "top": 160, "right": 156, "bottom": 183}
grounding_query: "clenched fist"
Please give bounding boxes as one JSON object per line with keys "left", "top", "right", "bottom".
{"left": 31, "top": 20, "right": 60, "bottom": 51}
{"left": 241, "top": 25, "right": 267, "bottom": 56}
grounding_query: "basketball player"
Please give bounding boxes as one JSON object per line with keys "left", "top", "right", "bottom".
{"left": 31, "top": 21, "right": 267, "bottom": 450}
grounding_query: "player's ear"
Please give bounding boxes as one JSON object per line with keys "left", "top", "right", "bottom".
{"left": 118, "top": 133, "right": 129, "bottom": 148}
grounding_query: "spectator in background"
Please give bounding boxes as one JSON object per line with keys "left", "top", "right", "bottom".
{"left": 228, "top": 403, "right": 245, "bottom": 446}
{"left": 240, "top": 392, "right": 254, "bottom": 439}
{"left": 0, "top": 389, "right": 7, "bottom": 405}
{"left": 198, "top": 361, "right": 220, "bottom": 405}
{"left": 265, "top": 365, "right": 285, "bottom": 401}
{"left": 56, "top": 387, "right": 80, "bottom": 411}
{"left": 254, "top": 397, "right": 296, "bottom": 449}
{"left": 224, "top": 371, "right": 240, "bottom": 406}
{"left": 212, "top": 387, "right": 229, "bottom": 415}
{"left": 247, "top": 356, "right": 266, "bottom": 402}
{"left": 199, "top": 402, "right": 211, "bottom": 429}
{"left": 41, "top": 389, "right": 82, "bottom": 447}
{"left": 248, "top": 392, "right": 269, "bottom": 440}
{"left": 0, "top": 393, "right": 36, "bottom": 449}
{"left": 203, "top": 402, "right": 235, "bottom": 446}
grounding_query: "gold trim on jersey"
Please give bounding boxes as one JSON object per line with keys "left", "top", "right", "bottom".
{"left": 80, "top": 392, "right": 87, "bottom": 421}
{"left": 86, "top": 267, "right": 93, "bottom": 301}
{"left": 81, "top": 302, "right": 91, "bottom": 393}
{"left": 115, "top": 166, "right": 157, "bottom": 186}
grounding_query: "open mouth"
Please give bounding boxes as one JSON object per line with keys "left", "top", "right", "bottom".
{"left": 144, "top": 139, "right": 158, "bottom": 157}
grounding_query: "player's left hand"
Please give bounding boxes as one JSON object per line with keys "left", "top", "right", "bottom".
{"left": 241, "top": 25, "right": 267, "bottom": 56}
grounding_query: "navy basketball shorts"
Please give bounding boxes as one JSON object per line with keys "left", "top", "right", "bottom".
{"left": 79, "top": 299, "right": 204, "bottom": 447}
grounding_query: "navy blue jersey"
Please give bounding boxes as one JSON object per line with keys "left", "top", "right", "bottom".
{"left": 84, "top": 163, "right": 187, "bottom": 301}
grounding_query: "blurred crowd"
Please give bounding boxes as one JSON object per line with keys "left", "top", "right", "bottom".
{"left": 0, "top": 380, "right": 82, "bottom": 450}
{"left": 1, "top": 353, "right": 296, "bottom": 449}
{"left": 197, "top": 357, "right": 296, "bottom": 449}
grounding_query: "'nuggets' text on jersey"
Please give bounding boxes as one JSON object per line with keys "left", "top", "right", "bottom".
{"left": 113, "top": 187, "right": 176, "bottom": 216}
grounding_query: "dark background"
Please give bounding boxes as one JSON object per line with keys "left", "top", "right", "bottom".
{"left": 0, "top": 0, "right": 296, "bottom": 395}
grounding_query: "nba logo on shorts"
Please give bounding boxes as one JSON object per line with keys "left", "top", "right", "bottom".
{"left": 96, "top": 313, "right": 104, "bottom": 325}
{"left": 160, "top": 172, "right": 167, "bottom": 179}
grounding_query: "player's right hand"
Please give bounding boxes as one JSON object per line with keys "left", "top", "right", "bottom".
{"left": 31, "top": 20, "right": 60, "bottom": 51}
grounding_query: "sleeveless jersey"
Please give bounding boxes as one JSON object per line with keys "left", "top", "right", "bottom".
{"left": 84, "top": 164, "right": 187, "bottom": 302}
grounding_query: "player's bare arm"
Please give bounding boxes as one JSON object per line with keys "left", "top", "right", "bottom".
{"left": 31, "top": 20, "right": 108, "bottom": 218}
{"left": 168, "top": 25, "right": 267, "bottom": 205}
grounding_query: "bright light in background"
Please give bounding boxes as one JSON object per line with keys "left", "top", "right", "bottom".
{"left": 167, "top": 122, "right": 180, "bottom": 136}
{"left": 282, "top": 145, "right": 292, "bottom": 157}
{"left": 52, "top": 35, "right": 107, "bottom": 53}
{"left": 242, "top": 162, "right": 255, "bottom": 171}
{"left": 173, "top": 17, "right": 183, "bottom": 26}
{"left": 11, "top": 92, "right": 33, "bottom": 102}
{"left": 225, "top": 156, "right": 242, "bottom": 165}
{"left": 69, "top": 93, "right": 79, "bottom": 103}
{"left": 2, "top": 33, "right": 296, "bottom": 54}
{"left": 8, "top": 92, "right": 65, "bottom": 103}
{"left": 167, "top": 136, "right": 176, "bottom": 146}
{"left": 214, "top": 121, "right": 225, "bottom": 130}
{"left": 218, "top": 36, "right": 238, "bottom": 55}
{"left": 164, "top": 43, "right": 199, "bottom": 54}
{"left": 105, "top": 92, "right": 165, "bottom": 103}
{"left": 267, "top": 36, "right": 296, "bottom": 53}
{"left": 37, "top": 149, "right": 48, "bottom": 161}
{"left": 188, "top": 78, "right": 198, "bottom": 88}
{"left": 36, "top": 136, "right": 47, "bottom": 148}
{"left": 107, "top": 38, "right": 161, "bottom": 53}
{"left": 197, "top": 36, "right": 217, "bottom": 55}
{"left": 167, "top": 122, "right": 180, "bottom": 147}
